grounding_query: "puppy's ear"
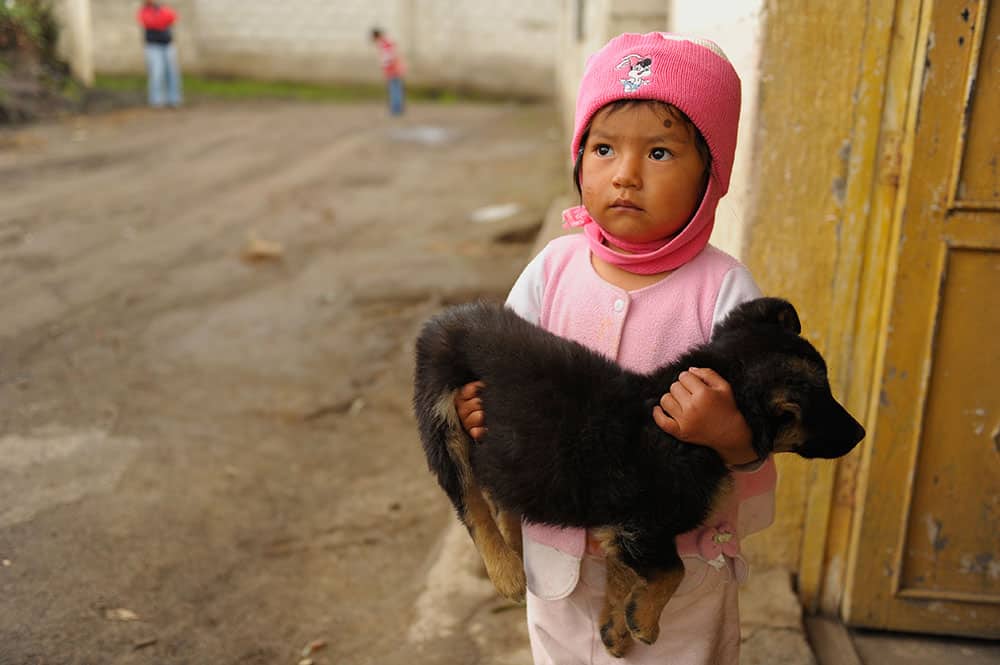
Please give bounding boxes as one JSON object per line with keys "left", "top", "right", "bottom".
{"left": 717, "top": 298, "right": 801, "bottom": 335}
{"left": 773, "top": 300, "right": 801, "bottom": 335}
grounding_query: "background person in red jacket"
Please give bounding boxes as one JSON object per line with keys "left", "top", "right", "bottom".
{"left": 370, "top": 27, "right": 405, "bottom": 116}
{"left": 137, "top": 1, "right": 182, "bottom": 108}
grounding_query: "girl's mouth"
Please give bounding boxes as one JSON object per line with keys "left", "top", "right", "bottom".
{"left": 611, "top": 198, "right": 643, "bottom": 211}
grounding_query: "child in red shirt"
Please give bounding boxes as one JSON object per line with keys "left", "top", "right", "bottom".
{"left": 136, "top": 1, "right": 182, "bottom": 108}
{"left": 370, "top": 28, "right": 405, "bottom": 116}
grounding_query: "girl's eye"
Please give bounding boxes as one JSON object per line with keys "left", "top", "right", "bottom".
{"left": 650, "top": 148, "right": 672, "bottom": 161}
{"left": 594, "top": 144, "right": 614, "bottom": 157}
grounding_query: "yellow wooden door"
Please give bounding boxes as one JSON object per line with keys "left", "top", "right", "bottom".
{"left": 842, "top": 0, "right": 1000, "bottom": 636}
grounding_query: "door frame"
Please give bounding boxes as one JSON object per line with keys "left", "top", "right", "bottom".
{"left": 795, "top": 0, "right": 926, "bottom": 616}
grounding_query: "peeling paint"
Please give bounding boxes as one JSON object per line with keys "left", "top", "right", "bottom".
{"left": 959, "top": 552, "right": 999, "bottom": 579}
{"left": 832, "top": 177, "right": 847, "bottom": 205}
{"left": 824, "top": 555, "right": 843, "bottom": 594}
{"left": 924, "top": 514, "right": 949, "bottom": 552}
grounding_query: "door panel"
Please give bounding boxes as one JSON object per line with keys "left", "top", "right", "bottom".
{"left": 844, "top": 0, "right": 1000, "bottom": 636}
{"left": 953, "top": 0, "right": 999, "bottom": 208}
{"left": 898, "top": 247, "right": 999, "bottom": 604}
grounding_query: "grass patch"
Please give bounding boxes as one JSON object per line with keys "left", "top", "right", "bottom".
{"left": 93, "top": 74, "right": 513, "bottom": 104}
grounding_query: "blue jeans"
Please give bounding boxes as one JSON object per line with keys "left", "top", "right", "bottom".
{"left": 387, "top": 77, "right": 405, "bottom": 116}
{"left": 144, "top": 43, "right": 182, "bottom": 107}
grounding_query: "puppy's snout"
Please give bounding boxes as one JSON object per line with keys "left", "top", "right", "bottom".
{"left": 798, "top": 401, "right": 866, "bottom": 459}
{"left": 848, "top": 418, "right": 866, "bottom": 447}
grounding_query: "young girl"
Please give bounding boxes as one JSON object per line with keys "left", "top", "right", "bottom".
{"left": 456, "top": 32, "right": 777, "bottom": 664}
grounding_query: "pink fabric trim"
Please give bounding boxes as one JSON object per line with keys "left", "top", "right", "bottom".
{"left": 734, "top": 455, "right": 777, "bottom": 499}
{"left": 523, "top": 521, "right": 585, "bottom": 558}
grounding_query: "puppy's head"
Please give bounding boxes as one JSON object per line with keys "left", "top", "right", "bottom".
{"left": 715, "top": 298, "right": 866, "bottom": 460}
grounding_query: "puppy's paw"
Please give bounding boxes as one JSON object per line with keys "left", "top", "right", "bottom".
{"left": 490, "top": 564, "right": 526, "bottom": 604}
{"left": 624, "top": 592, "right": 661, "bottom": 645}
{"left": 599, "top": 611, "right": 634, "bottom": 658}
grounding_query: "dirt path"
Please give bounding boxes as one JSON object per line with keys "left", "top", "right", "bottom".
{"left": 0, "top": 100, "right": 564, "bottom": 664}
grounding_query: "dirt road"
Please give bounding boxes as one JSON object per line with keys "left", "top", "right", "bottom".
{"left": 0, "top": 100, "right": 564, "bottom": 664}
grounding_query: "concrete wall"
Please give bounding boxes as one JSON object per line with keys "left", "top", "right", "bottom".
{"left": 79, "top": 0, "right": 559, "bottom": 97}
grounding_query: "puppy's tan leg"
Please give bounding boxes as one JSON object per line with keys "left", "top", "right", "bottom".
{"left": 593, "top": 529, "right": 638, "bottom": 658}
{"left": 461, "top": 485, "right": 526, "bottom": 602}
{"left": 624, "top": 566, "right": 685, "bottom": 645}
{"left": 621, "top": 480, "right": 737, "bottom": 644}
{"left": 437, "top": 393, "right": 525, "bottom": 601}
{"left": 492, "top": 502, "right": 524, "bottom": 557}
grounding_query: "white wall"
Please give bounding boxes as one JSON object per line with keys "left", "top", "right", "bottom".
{"left": 53, "top": 0, "right": 95, "bottom": 85}
{"left": 77, "top": 0, "right": 560, "bottom": 97}
{"left": 667, "top": 0, "right": 765, "bottom": 259}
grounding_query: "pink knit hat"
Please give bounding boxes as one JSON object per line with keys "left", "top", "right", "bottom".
{"left": 565, "top": 32, "right": 742, "bottom": 274}
{"left": 572, "top": 32, "right": 740, "bottom": 192}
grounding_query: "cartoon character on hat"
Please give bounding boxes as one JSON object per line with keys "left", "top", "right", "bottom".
{"left": 616, "top": 54, "right": 653, "bottom": 93}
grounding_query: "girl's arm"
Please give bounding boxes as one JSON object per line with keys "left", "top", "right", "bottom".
{"left": 652, "top": 264, "right": 762, "bottom": 466}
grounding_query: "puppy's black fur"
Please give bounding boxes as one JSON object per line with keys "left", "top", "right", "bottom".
{"left": 413, "top": 297, "right": 865, "bottom": 652}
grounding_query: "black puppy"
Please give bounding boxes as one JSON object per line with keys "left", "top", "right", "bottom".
{"left": 412, "top": 298, "right": 864, "bottom": 656}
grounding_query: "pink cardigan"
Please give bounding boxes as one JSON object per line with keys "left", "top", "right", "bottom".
{"left": 506, "top": 234, "right": 776, "bottom": 600}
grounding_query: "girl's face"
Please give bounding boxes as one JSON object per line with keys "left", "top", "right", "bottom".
{"left": 580, "top": 104, "right": 708, "bottom": 247}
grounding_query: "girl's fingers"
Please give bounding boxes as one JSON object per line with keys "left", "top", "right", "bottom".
{"left": 464, "top": 409, "right": 485, "bottom": 429}
{"left": 688, "top": 367, "right": 726, "bottom": 388}
{"left": 676, "top": 370, "right": 707, "bottom": 393}
{"left": 660, "top": 393, "right": 682, "bottom": 415}
{"left": 653, "top": 405, "right": 680, "bottom": 435}
{"left": 458, "top": 381, "right": 485, "bottom": 399}
{"left": 669, "top": 381, "right": 691, "bottom": 404}
{"left": 459, "top": 407, "right": 485, "bottom": 429}
{"left": 456, "top": 397, "right": 482, "bottom": 419}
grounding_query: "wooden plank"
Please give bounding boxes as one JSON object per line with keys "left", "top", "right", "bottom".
{"left": 805, "top": 616, "right": 864, "bottom": 665}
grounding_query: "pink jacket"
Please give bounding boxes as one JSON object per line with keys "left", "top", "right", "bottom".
{"left": 506, "top": 234, "right": 776, "bottom": 600}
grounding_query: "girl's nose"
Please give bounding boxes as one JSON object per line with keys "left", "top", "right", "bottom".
{"left": 611, "top": 158, "right": 642, "bottom": 189}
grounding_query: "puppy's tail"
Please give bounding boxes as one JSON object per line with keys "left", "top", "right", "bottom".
{"left": 412, "top": 302, "right": 491, "bottom": 517}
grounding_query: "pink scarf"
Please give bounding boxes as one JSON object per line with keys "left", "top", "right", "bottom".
{"left": 562, "top": 176, "right": 722, "bottom": 275}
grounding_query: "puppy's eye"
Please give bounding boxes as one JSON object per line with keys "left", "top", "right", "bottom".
{"left": 771, "top": 398, "right": 802, "bottom": 424}
{"left": 778, "top": 409, "right": 798, "bottom": 428}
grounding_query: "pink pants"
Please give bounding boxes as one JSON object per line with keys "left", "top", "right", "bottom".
{"left": 526, "top": 555, "right": 741, "bottom": 665}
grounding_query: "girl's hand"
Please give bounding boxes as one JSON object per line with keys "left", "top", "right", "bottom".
{"left": 455, "top": 381, "right": 487, "bottom": 441}
{"left": 652, "top": 367, "right": 758, "bottom": 466}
